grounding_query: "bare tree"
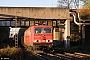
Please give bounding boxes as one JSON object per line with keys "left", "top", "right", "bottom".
{"left": 57, "top": 0, "right": 90, "bottom": 9}
{"left": 57, "top": 0, "right": 80, "bottom": 9}
{"left": 80, "top": 0, "right": 90, "bottom": 3}
{"left": 57, "top": 0, "right": 69, "bottom": 8}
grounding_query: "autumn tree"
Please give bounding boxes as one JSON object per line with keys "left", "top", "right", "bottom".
{"left": 78, "top": 1, "right": 90, "bottom": 19}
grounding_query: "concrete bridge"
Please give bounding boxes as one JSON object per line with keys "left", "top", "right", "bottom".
{"left": 0, "top": 7, "right": 70, "bottom": 48}
{"left": 0, "top": 7, "right": 70, "bottom": 19}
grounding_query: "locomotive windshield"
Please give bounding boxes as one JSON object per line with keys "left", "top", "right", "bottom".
{"left": 35, "top": 28, "right": 52, "bottom": 34}
{"left": 35, "top": 28, "right": 41, "bottom": 33}
{"left": 43, "top": 28, "right": 51, "bottom": 33}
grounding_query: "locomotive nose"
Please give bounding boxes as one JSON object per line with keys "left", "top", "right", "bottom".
{"left": 42, "top": 34, "right": 46, "bottom": 40}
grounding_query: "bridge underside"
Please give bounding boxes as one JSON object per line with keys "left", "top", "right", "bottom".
{"left": 0, "top": 18, "right": 65, "bottom": 27}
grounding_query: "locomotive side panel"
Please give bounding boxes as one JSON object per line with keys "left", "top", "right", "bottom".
{"left": 24, "top": 29, "right": 28, "bottom": 45}
{"left": 30, "top": 27, "right": 34, "bottom": 46}
{"left": 24, "top": 27, "right": 33, "bottom": 46}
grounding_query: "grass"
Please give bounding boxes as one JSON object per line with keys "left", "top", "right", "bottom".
{"left": 58, "top": 46, "right": 90, "bottom": 54}
{"left": 0, "top": 46, "right": 24, "bottom": 60}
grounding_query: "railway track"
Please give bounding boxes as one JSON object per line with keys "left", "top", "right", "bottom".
{"left": 32, "top": 50, "right": 90, "bottom": 60}
{"left": 29, "top": 51, "right": 89, "bottom": 60}
{"left": 33, "top": 53, "right": 61, "bottom": 60}
{"left": 22, "top": 47, "right": 90, "bottom": 60}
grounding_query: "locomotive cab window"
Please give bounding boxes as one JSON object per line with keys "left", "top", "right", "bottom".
{"left": 41, "top": 28, "right": 52, "bottom": 34}
{"left": 44, "top": 28, "right": 52, "bottom": 33}
{"left": 35, "top": 28, "right": 52, "bottom": 34}
{"left": 35, "top": 28, "right": 41, "bottom": 33}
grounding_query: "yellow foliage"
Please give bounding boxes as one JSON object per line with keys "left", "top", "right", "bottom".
{"left": 70, "top": 33, "right": 79, "bottom": 42}
{"left": 78, "top": 7, "right": 90, "bottom": 19}
{"left": 0, "top": 46, "right": 23, "bottom": 60}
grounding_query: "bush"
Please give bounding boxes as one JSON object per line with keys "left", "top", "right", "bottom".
{"left": 0, "top": 46, "right": 24, "bottom": 60}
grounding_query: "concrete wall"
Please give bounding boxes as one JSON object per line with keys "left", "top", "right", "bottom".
{"left": 53, "top": 27, "right": 64, "bottom": 41}
{"left": 0, "top": 7, "right": 70, "bottom": 19}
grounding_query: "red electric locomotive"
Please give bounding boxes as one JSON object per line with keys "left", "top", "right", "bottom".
{"left": 23, "top": 24, "right": 53, "bottom": 52}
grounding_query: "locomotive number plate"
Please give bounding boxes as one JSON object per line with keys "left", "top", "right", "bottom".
{"left": 42, "top": 40, "right": 45, "bottom": 42}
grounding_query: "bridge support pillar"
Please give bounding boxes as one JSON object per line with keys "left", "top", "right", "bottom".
{"left": 82, "top": 25, "right": 85, "bottom": 45}
{"left": 64, "top": 20, "right": 70, "bottom": 48}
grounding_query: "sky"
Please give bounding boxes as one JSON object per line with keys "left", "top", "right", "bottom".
{"left": 0, "top": 0, "right": 58, "bottom": 7}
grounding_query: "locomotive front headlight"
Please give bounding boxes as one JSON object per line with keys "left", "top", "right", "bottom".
{"left": 50, "top": 40, "right": 53, "bottom": 42}
{"left": 33, "top": 40, "right": 36, "bottom": 42}
{"left": 46, "top": 40, "right": 49, "bottom": 42}
{"left": 34, "top": 40, "right": 40, "bottom": 42}
{"left": 46, "top": 40, "right": 53, "bottom": 42}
